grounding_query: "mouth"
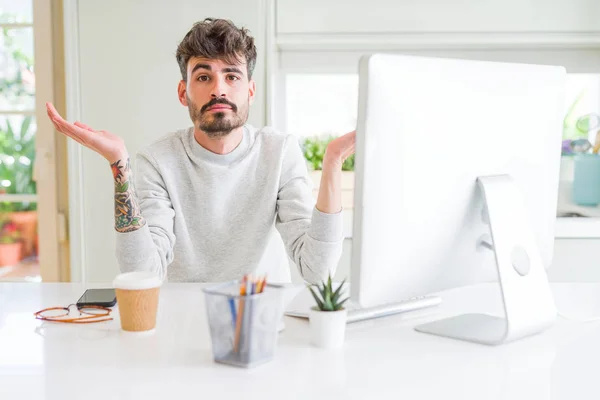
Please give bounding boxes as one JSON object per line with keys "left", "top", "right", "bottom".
{"left": 207, "top": 105, "right": 232, "bottom": 112}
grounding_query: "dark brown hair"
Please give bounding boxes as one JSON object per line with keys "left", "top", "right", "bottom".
{"left": 176, "top": 18, "right": 257, "bottom": 81}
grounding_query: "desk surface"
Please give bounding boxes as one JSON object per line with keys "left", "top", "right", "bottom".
{"left": 1, "top": 282, "right": 599, "bottom": 400}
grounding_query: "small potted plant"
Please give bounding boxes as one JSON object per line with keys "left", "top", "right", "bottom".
{"left": 308, "top": 275, "right": 349, "bottom": 349}
{"left": 0, "top": 218, "right": 22, "bottom": 267}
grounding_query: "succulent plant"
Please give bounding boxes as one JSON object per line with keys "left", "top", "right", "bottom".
{"left": 308, "top": 275, "right": 349, "bottom": 312}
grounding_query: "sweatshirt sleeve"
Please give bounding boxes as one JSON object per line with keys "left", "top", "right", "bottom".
{"left": 115, "top": 151, "right": 176, "bottom": 280}
{"left": 274, "top": 135, "right": 344, "bottom": 285}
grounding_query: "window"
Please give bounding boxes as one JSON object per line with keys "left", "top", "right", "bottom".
{"left": 557, "top": 74, "right": 600, "bottom": 218}
{"left": 0, "top": 1, "right": 40, "bottom": 281}
{"left": 284, "top": 74, "right": 358, "bottom": 138}
{"left": 276, "top": 66, "right": 600, "bottom": 235}
{"left": 278, "top": 73, "right": 358, "bottom": 237}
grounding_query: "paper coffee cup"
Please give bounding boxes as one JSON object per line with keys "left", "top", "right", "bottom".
{"left": 113, "top": 272, "right": 162, "bottom": 332}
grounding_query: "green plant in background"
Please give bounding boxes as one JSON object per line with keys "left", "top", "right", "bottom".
{"left": 302, "top": 136, "right": 328, "bottom": 170}
{"left": 308, "top": 275, "right": 349, "bottom": 312}
{"left": 563, "top": 91, "right": 588, "bottom": 141}
{"left": 0, "top": 116, "right": 37, "bottom": 212}
{"left": 0, "top": 10, "right": 36, "bottom": 212}
{"left": 301, "top": 136, "right": 355, "bottom": 171}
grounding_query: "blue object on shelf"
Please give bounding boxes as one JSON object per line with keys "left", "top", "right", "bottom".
{"left": 573, "top": 154, "right": 600, "bottom": 206}
{"left": 571, "top": 138, "right": 592, "bottom": 153}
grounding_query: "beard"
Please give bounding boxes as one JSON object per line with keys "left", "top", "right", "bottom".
{"left": 187, "top": 95, "right": 249, "bottom": 138}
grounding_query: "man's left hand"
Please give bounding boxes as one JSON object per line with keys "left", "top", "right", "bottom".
{"left": 323, "top": 130, "right": 356, "bottom": 169}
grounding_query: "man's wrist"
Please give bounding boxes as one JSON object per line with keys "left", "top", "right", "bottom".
{"left": 322, "top": 154, "right": 343, "bottom": 171}
{"left": 107, "top": 149, "right": 130, "bottom": 166}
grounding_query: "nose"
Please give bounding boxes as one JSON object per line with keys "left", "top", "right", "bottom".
{"left": 210, "top": 77, "right": 227, "bottom": 98}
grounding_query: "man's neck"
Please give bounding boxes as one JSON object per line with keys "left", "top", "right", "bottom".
{"left": 193, "top": 126, "right": 244, "bottom": 155}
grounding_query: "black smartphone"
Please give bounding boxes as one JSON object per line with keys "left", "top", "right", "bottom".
{"left": 76, "top": 288, "right": 117, "bottom": 307}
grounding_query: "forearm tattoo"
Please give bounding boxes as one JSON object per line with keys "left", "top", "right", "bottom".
{"left": 111, "top": 158, "right": 146, "bottom": 232}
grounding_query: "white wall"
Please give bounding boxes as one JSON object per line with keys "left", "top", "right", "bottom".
{"left": 70, "top": 0, "right": 268, "bottom": 282}
{"left": 276, "top": 0, "right": 600, "bottom": 34}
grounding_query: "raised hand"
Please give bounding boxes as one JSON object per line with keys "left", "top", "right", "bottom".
{"left": 46, "top": 102, "right": 145, "bottom": 232}
{"left": 46, "top": 102, "right": 128, "bottom": 164}
{"left": 315, "top": 130, "right": 356, "bottom": 214}
{"left": 324, "top": 130, "right": 356, "bottom": 168}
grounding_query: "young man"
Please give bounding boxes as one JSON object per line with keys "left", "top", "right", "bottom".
{"left": 46, "top": 18, "right": 355, "bottom": 283}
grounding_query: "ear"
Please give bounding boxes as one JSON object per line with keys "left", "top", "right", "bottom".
{"left": 178, "top": 80, "right": 188, "bottom": 106}
{"left": 248, "top": 79, "right": 256, "bottom": 105}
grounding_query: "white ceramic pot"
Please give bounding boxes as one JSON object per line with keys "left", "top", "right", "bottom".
{"left": 308, "top": 307, "right": 347, "bottom": 349}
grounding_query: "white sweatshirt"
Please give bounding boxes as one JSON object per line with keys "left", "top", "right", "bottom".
{"left": 115, "top": 125, "right": 344, "bottom": 283}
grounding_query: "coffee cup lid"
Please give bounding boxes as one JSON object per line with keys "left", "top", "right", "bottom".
{"left": 113, "top": 272, "right": 162, "bottom": 290}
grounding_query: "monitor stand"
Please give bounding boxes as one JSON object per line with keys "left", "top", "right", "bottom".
{"left": 414, "top": 175, "right": 556, "bottom": 345}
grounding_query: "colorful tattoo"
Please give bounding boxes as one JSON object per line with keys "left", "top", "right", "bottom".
{"left": 111, "top": 158, "right": 146, "bottom": 232}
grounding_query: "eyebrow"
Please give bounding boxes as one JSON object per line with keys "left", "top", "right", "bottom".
{"left": 222, "top": 67, "right": 243, "bottom": 75}
{"left": 191, "top": 63, "right": 244, "bottom": 76}
{"left": 191, "top": 63, "right": 211, "bottom": 75}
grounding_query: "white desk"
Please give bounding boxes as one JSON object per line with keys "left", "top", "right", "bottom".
{"left": 1, "top": 282, "right": 599, "bottom": 400}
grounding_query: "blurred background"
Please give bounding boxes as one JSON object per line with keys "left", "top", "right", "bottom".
{"left": 1, "top": 0, "right": 600, "bottom": 283}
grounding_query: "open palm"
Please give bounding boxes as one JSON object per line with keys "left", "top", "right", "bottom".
{"left": 46, "top": 102, "right": 127, "bottom": 164}
{"left": 325, "top": 130, "right": 356, "bottom": 166}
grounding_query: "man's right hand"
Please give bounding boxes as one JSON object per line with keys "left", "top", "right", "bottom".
{"left": 46, "top": 102, "right": 128, "bottom": 164}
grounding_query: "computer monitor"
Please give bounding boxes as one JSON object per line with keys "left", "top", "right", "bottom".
{"left": 352, "top": 54, "right": 565, "bottom": 344}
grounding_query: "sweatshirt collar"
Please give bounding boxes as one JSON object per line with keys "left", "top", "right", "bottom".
{"left": 184, "top": 125, "right": 253, "bottom": 166}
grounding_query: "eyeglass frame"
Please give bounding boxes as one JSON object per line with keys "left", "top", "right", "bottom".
{"left": 34, "top": 303, "right": 113, "bottom": 324}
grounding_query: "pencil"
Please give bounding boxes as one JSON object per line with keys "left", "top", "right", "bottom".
{"left": 233, "top": 276, "right": 247, "bottom": 353}
{"left": 258, "top": 276, "right": 267, "bottom": 293}
{"left": 228, "top": 298, "right": 237, "bottom": 329}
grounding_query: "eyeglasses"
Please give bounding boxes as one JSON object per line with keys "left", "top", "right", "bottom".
{"left": 34, "top": 304, "right": 113, "bottom": 324}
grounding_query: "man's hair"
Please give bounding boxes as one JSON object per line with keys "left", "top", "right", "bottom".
{"left": 176, "top": 18, "right": 257, "bottom": 81}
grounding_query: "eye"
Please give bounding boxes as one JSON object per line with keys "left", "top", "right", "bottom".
{"left": 227, "top": 75, "right": 240, "bottom": 81}
{"left": 197, "top": 75, "right": 209, "bottom": 82}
